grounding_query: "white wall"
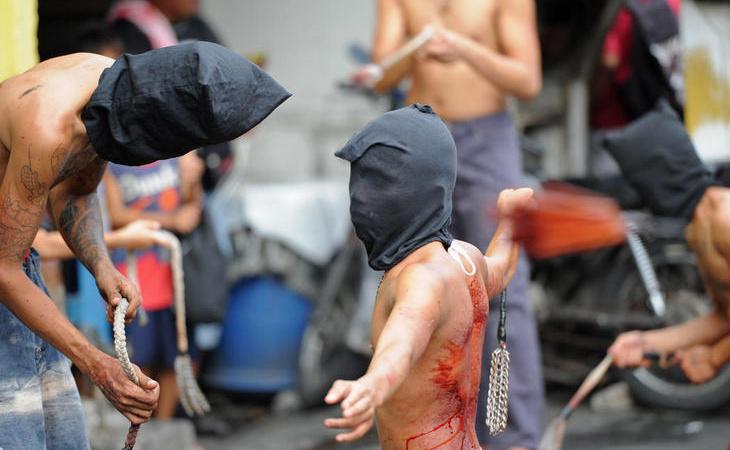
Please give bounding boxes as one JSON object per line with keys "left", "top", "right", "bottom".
{"left": 201, "top": 0, "right": 387, "bottom": 182}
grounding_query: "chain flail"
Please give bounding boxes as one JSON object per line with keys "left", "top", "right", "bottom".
{"left": 486, "top": 289, "right": 510, "bottom": 435}
{"left": 486, "top": 341, "right": 510, "bottom": 435}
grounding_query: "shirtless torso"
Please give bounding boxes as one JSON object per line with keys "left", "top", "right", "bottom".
{"left": 0, "top": 54, "right": 158, "bottom": 426}
{"left": 0, "top": 53, "right": 111, "bottom": 199}
{"left": 686, "top": 186, "right": 730, "bottom": 318}
{"left": 373, "top": 241, "right": 488, "bottom": 450}
{"left": 323, "top": 188, "right": 531, "bottom": 448}
{"left": 372, "top": 0, "right": 541, "bottom": 121}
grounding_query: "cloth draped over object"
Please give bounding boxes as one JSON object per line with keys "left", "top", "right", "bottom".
{"left": 603, "top": 100, "right": 715, "bottom": 219}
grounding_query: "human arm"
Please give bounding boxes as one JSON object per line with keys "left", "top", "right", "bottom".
{"left": 33, "top": 219, "right": 163, "bottom": 260}
{"left": 422, "top": 0, "right": 541, "bottom": 99}
{"left": 0, "top": 141, "right": 157, "bottom": 424}
{"left": 367, "top": 0, "right": 414, "bottom": 92}
{"left": 611, "top": 188, "right": 730, "bottom": 368}
{"left": 675, "top": 332, "right": 730, "bottom": 384}
{"left": 482, "top": 188, "right": 534, "bottom": 299}
{"left": 323, "top": 267, "right": 444, "bottom": 442}
{"left": 178, "top": 151, "right": 204, "bottom": 206}
{"left": 609, "top": 310, "right": 730, "bottom": 368}
{"left": 48, "top": 156, "right": 145, "bottom": 324}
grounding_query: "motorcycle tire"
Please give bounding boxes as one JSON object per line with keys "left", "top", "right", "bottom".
{"left": 608, "top": 239, "right": 730, "bottom": 411}
{"left": 297, "top": 323, "right": 369, "bottom": 408}
{"left": 623, "top": 363, "right": 730, "bottom": 411}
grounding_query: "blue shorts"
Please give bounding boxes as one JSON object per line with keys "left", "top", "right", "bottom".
{"left": 127, "top": 308, "right": 198, "bottom": 369}
{"left": 0, "top": 249, "right": 90, "bottom": 450}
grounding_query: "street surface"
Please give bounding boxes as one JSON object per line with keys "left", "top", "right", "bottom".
{"left": 199, "top": 386, "right": 730, "bottom": 450}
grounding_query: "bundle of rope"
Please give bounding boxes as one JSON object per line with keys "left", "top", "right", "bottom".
{"left": 152, "top": 230, "right": 211, "bottom": 417}
{"left": 129, "top": 230, "right": 211, "bottom": 416}
{"left": 112, "top": 230, "right": 211, "bottom": 449}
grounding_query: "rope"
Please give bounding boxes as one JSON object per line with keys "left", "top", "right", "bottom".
{"left": 113, "top": 298, "right": 141, "bottom": 450}
{"left": 151, "top": 230, "right": 210, "bottom": 416}
{"left": 151, "top": 230, "right": 188, "bottom": 353}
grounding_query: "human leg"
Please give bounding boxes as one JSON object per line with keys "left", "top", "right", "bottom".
{"left": 0, "top": 303, "right": 48, "bottom": 450}
{"left": 39, "top": 344, "right": 91, "bottom": 450}
{"left": 0, "top": 251, "right": 90, "bottom": 450}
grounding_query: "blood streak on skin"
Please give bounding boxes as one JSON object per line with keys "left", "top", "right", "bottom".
{"left": 405, "top": 410, "right": 466, "bottom": 450}
{"left": 404, "top": 278, "right": 489, "bottom": 449}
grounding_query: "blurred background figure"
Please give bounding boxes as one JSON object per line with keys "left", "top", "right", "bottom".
{"left": 72, "top": 20, "right": 124, "bottom": 58}
{"left": 361, "top": 1, "right": 544, "bottom": 448}
{"left": 589, "top": 0, "right": 682, "bottom": 177}
{"left": 109, "top": 0, "right": 233, "bottom": 192}
{"left": 103, "top": 152, "right": 204, "bottom": 421}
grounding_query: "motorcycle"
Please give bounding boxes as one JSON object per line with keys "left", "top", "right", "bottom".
{"left": 528, "top": 160, "right": 730, "bottom": 411}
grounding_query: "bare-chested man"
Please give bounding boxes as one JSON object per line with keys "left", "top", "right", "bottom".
{"left": 323, "top": 105, "right": 533, "bottom": 449}
{"left": 0, "top": 41, "right": 288, "bottom": 448}
{"left": 352, "top": 1, "right": 543, "bottom": 448}
{"left": 610, "top": 186, "right": 730, "bottom": 382}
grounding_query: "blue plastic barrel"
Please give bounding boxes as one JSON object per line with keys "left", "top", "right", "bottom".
{"left": 203, "top": 276, "right": 313, "bottom": 392}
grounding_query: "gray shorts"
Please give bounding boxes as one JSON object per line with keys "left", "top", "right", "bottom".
{"left": 449, "top": 112, "right": 544, "bottom": 449}
{"left": 0, "top": 250, "right": 90, "bottom": 450}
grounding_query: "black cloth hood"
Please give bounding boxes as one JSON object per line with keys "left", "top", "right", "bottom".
{"left": 336, "top": 104, "right": 456, "bottom": 271}
{"left": 603, "top": 100, "right": 715, "bottom": 219}
{"left": 82, "top": 41, "right": 291, "bottom": 165}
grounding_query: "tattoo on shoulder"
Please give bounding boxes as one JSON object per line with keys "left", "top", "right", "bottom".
{"left": 21, "top": 147, "right": 46, "bottom": 204}
{"left": 18, "top": 85, "right": 43, "bottom": 100}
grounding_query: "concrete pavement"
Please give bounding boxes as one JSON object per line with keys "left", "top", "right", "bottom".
{"left": 199, "top": 387, "right": 730, "bottom": 450}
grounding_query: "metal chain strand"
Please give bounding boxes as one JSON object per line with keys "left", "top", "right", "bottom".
{"left": 113, "top": 298, "right": 141, "bottom": 450}
{"left": 486, "top": 343, "right": 510, "bottom": 435}
{"left": 153, "top": 230, "right": 211, "bottom": 416}
{"left": 486, "top": 289, "right": 510, "bottom": 435}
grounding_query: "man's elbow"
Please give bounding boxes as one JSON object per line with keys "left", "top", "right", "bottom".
{"left": 0, "top": 262, "right": 24, "bottom": 298}
{"left": 515, "top": 76, "right": 542, "bottom": 101}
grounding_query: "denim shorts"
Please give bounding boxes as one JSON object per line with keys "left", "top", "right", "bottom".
{"left": 0, "top": 250, "right": 90, "bottom": 450}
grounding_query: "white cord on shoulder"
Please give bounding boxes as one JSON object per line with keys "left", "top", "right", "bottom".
{"left": 447, "top": 242, "right": 476, "bottom": 276}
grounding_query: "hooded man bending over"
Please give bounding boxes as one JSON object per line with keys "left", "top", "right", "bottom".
{"left": 0, "top": 41, "right": 289, "bottom": 449}
{"left": 323, "top": 104, "right": 532, "bottom": 449}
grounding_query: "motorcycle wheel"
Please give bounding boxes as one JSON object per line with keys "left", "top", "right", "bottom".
{"left": 625, "top": 364, "right": 730, "bottom": 411}
{"left": 611, "top": 241, "right": 730, "bottom": 410}
{"left": 297, "top": 318, "right": 368, "bottom": 408}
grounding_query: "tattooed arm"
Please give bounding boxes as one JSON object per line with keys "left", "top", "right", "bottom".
{"left": 47, "top": 151, "right": 142, "bottom": 323}
{"left": 0, "top": 141, "right": 157, "bottom": 423}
